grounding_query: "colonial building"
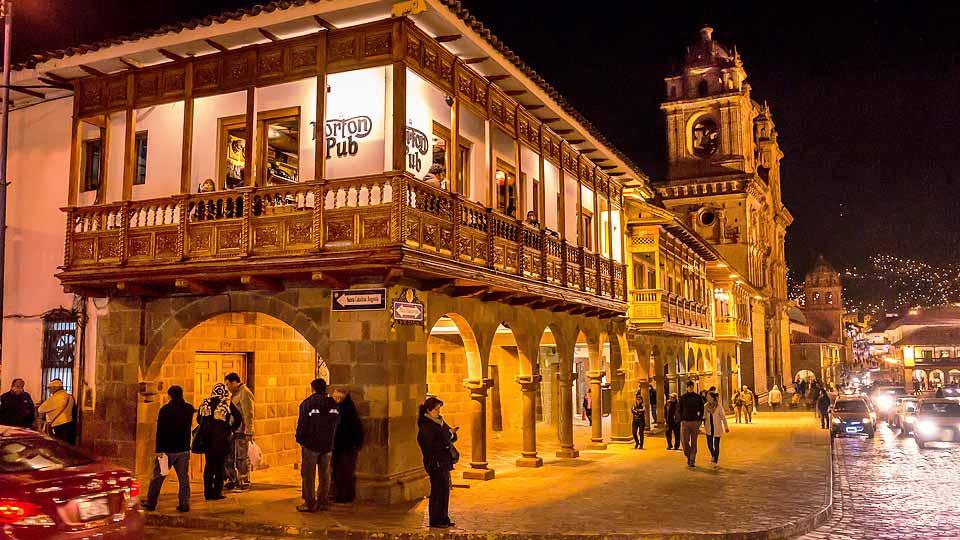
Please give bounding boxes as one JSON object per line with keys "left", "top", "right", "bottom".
{"left": 883, "top": 306, "right": 960, "bottom": 390}
{"left": 790, "top": 256, "right": 846, "bottom": 385}
{"left": 656, "top": 26, "right": 794, "bottom": 396}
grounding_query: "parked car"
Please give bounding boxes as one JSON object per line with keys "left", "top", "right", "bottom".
{"left": 892, "top": 397, "right": 919, "bottom": 436}
{"left": 913, "top": 399, "right": 960, "bottom": 449}
{"left": 830, "top": 397, "right": 876, "bottom": 439}
{"left": 0, "top": 426, "right": 144, "bottom": 539}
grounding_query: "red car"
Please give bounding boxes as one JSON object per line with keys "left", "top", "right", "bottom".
{"left": 0, "top": 426, "right": 144, "bottom": 539}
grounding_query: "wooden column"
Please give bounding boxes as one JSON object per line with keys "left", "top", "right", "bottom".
{"left": 391, "top": 61, "right": 406, "bottom": 172}
{"left": 121, "top": 112, "right": 136, "bottom": 201}
{"left": 96, "top": 115, "right": 110, "bottom": 205}
{"left": 314, "top": 32, "right": 327, "bottom": 182}
{"left": 242, "top": 86, "right": 256, "bottom": 186}
{"left": 514, "top": 117, "right": 523, "bottom": 218}
{"left": 557, "top": 165, "right": 566, "bottom": 240}
{"left": 180, "top": 63, "right": 194, "bottom": 194}
{"left": 67, "top": 96, "right": 81, "bottom": 206}
{"left": 537, "top": 133, "right": 546, "bottom": 229}
{"left": 486, "top": 120, "right": 495, "bottom": 209}
{"left": 449, "top": 97, "right": 460, "bottom": 194}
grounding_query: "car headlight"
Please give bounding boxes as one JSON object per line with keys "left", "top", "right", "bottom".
{"left": 877, "top": 395, "right": 894, "bottom": 411}
{"left": 862, "top": 417, "right": 871, "bottom": 423}
{"left": 917, "top": 420, "right": 939, "bottom": 436}
{"left": 832, "top": 417, "right": 841, "bottom": 424}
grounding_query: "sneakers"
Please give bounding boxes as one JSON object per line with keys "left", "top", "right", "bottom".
{"left": 140, "top": 502, "right": 156, "bottom": 512}
{"left": 223, "top": 482, "right": 236, "bottom": 491}
{"left": 712, "top": 461, "right": 719, "bottom": 470}
{"left": 176, "top": 506, "right": 190, "bottom": 513}
{"left": 232, "top": 483, "right": 251, "bottom": 493}
{"left": 296, "top": 504, "right": 316, "bottom": 513}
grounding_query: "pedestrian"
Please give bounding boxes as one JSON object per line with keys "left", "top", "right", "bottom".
{"left": 702, "top": 391, "right": 730, "bottom": 469}
{"left": 631, "top": 395, "right": 646, "bottom": 449}
{"left": 142, "top": 385, "right": 195, "bottom": 513}
{"left": 295, "top": 379, "right": 341, "bottom": 512}
{"left": 664, "top": 392, "right": 681, "bottom": 450}
{"left": 740, "top": 385, "right": 755, "bottom": 423}
{"left": 935, "top": 386, "right": 944, "bottom": 398}
{"left": 331, "top": 387, "right": 363, "bottom": 504}
{"left": 417, "top": 396, "right": 459, "bottom": 529}
{"left": 194, "top": 383, "right": 241, "bottom": 501}
{"left": 769, "top": 385, "right": 783, "bottom": 411}
{"left": 37, "top": 379, "right": 76, "bottom": 444}
{"left": 816, "top": 392, "right": 831, "bottom": 429}
{"left": 649, "top": 385, "right": 658, "bottom": 424}
{"left": 733, "top": 389, "right": 744, "bottom": 423}
{"left": 678, "top": 381, "right": 705, "bottom": 468}
{"left": 224, "top": 372, "right": 254, "bottom": 492}
{"left": 582, "top": 389, "right": 593, "bottom": 426}
{"left": 0, "top": 378, "right": 36, "bottom": 428}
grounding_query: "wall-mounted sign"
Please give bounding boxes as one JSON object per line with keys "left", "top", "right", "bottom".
{"left": 392, "top": 288, "right": 425, "bottom": 326}
{"left": 325, "top": 67, "right": 387, "bottom": 179}
{"left": 331, "top": 288, "right": 387, "bottom": 311}
{"left": 405, "top": 125, "right": 429, "bottom": 175}
{"left": 326, "top": 116, "right": 373, "bottom": 158}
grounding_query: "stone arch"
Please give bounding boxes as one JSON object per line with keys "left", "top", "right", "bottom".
{"left": 426, "top": 312, "right": 484, "bottom": 381}
{"left": 686, "top": 348, "right": 696, "bottom": 374}
{"left": 696, "top": 349, "right": 705, "bottom": 373}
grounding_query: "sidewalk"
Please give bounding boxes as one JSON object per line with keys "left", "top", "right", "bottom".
{"left": 146, "top": 412, "right": 831, "bottom": 539}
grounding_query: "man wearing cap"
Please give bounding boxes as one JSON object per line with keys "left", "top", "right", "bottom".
{"left": 37, "top": 379, "right": 76, "bottom": 444}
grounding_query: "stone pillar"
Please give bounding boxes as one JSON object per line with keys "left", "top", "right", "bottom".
{"left": 555, "top": 371, "right": 579, "bottom": 458}
{"left": 653, "top": 352, "right": 665, "bottom": 427}
{"left": 516, "top": 374, "right": 544, "bottom": 467}
{"left": 587, "top": 370, "right": 607, "bottom": 450}
{"left": 462, "top": 378, "right": 495, "bottom": 480}
{"left": 610, "top": 367, "right": 633, "bottom": 443}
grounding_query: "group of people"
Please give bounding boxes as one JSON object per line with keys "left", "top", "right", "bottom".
{"left": 141, "top": 374, "right": 364, "bottom": 514}
{"left": 662, "top": 382, "right": 730, "bottom": 469}
{"left": 732, "top": 385, "right": 758, "bottom": 423}
{"left": 0, "top": 377, "right": 77, "bottom": 444}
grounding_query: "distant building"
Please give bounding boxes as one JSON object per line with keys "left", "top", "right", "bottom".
{"left": 790, "top": 256, "right": 845, "bottom": 384}
{"left": 885, "top": 306, "right": 960, "bottom": 390}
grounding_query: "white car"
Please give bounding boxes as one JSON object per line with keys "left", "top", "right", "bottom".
{"left": 913, "top": 399, "right": 960, "bottom": 449}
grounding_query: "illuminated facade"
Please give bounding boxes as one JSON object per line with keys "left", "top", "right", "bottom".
{"left": 884, "top": 307, "right": 960, "bottom": 390}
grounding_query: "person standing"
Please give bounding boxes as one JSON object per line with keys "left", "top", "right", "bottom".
{"left": 733, "top": 389, "right": 744, "bottom": 423}
{"left": 417, "top": 396, "right": 458, "bottom": 529}
{"left": 195, "top": 383, "right": 241, "bottom": 501}
{"left": 816, "top": 391, "right": 831, "bottom": 429}
{"left": 631, "top": 395, "right": 646, "bottom": 449}
{"left": 296, "top": 379, "right": 341, "bottom": 512}
{"left": 769, "top": 385, "right": 783, "bottom": 411}
{"left": 143, "top": 386, "right": 195, "bottom": 513}
{"left": 224, "top": 373, "right": 254, "bottom": 492}
{"left": 37, "top": 379, "right": 75, "bottom": 444}
{"left": 740, "top": 385, "right": 755, "bottom": 424}
{"left": 678, "top": 381, "right": 705, "bottom": 469}
{"left": 0, "top": 378, "right": 35, "bottom": 428}
{"left": 702, "top": 391, "right": 730, "bottom": 469}
{"left": 664, "top": 393, "right": 681, "bottom": 450}
{"left": 649, "top": 385, "right": 658, "bottom": 425}
{"left": 582, "top": 389, "right": 593, "bottom": 426}
{"left": 331, "top": 387, "right": 363, "bottom": 504}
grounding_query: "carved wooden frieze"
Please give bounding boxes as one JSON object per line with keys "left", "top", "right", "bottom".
{"left": 105, "top": 77, "right": 127, "bottom": 108}
{"left": 326, "top": 219, "right": 354, "bottom": 244}
{"left": 217, "top": 227, "right": 242, "bottom": 250}
{"left": 406, "top": 25, "right": 456, "bottom": 93}
{"left": 136, "top": 73, "right": 160, "bottom": 101}
{"left": 193, "top": 59, "right": 221, "bottom": 92}
{"left": 128, "top": 235, "right": 151, "bottom": 257}
{"left": 78, "top": 79, "right": 104, "bottom": 114}
{"left": 253, "top": 225, "right": 280, "bottom": 248}
{"left": 561, "top": 144, "right": 576, "bottom": 175}
{"left": 155, "top": 232, "right": 178, "bottom": 256}
{"left": 98, "top": 236, "right": 120, "bottom": 260}
{"left": 287, "top": 221, "right": 312, "bottom": 245}
{"left": 364, "top": 32, "right": 392, "bottom": 58}
{"left": 289, "top": 44, "right": 318, "bottom": 73}
{"left": 161, "top": 68, "right": 186, "bottom": 97}
{"left": 257, "top": 47, "right": 286, "bottom": 79}
{"left": 222, "top": 51, "right": 255, "bottom": 89}
{"left": 188, "top": 229, "right": 212, "bottom": 252}
{"left": 73, "top": 239, "right": 95, "bottom": 261}
{"left": 328, "top": 36, "right": 358, "bottom": 64}
{"left": 363, "top": 216, "right": 390, "bottom": 242}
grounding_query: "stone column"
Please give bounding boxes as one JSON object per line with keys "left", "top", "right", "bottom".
{"left": 516, "top": 374, "right": 544, "bottom": 467}
{"left": 653, "top": 352, "right": 665, "bottom": 427}
{"left": 555, "top": 371, "right": 579, "bottom": 458}
{"left": 610, "top": 367, "right": 633, "bottom": 443}
{"left": 587, "top": 370, "right": 607, "bottom": 450}
{"left": 462, "top": 378, "right": 495, "bottom": 480}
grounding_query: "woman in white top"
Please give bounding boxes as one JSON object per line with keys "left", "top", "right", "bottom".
{"left": 703, "top": 391, "right": 730, "bottom": 469}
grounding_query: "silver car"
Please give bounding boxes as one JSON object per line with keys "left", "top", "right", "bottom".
{"left": 914, "top": 399, "right": 960, "bottom": 449}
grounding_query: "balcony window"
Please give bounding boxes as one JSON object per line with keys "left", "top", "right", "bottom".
{"left": 81, "top": 139, "right": 102, "bottom": 193}
{"left": 219, "top": 115, "right": 248, "bottom": 189}
{"left": 429, "top": 122, "right": 471, "bottom": 194}
{"left": 259, "top": 108, "right": 300, "bottom": 185}
{"left": 495, "top": 160, "right": 517, "bottom": 217}
{"left": 580, "top": 210, "right": 593, "bottom": 251}
{"left": 133, "top": 132, "right": 148, "bottom": 186}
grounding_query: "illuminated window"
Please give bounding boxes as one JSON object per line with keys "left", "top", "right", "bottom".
{"left": 430, "top": 122, "right": 471, "bottom": 195}
{"left": 81, "top": 139, "right": 103, "bottom": 193}
{"left": 580, "top": 210, "right": 593, "bottom": 251}
{"left": 259, "top": 108, "right": 300, "bottom": 185}
{"left": 495, "top": 159, "right": 517, "bottom": 217}
{"left": 826, "top": 292, "right": 834, "bottom": 305}
{"left": 218, "top": 114, "right": 247, "bottom": 189}
{"left": 41, "top": 309, "right": 77, "bottom": 401}
{"left": 133, "top": 132, "right": 148, "bottom": 186}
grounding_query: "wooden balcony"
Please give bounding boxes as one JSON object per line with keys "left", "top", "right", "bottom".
{"left": 715, "top": 315, "right": 752, "bottom": 342}
{"left": 627, "top": 289, "right": 711, "bottom": 337}
{"left": 59, "top": 173, "right": 627, "bottom": 314}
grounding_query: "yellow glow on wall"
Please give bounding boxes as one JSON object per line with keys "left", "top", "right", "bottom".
{"left": 903, "top": 346, "right": 915, "bottom": 368}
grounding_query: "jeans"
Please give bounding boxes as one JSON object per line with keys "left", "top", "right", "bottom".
{"left": 706, "top": 436, "right": 721, "bottom": 463}
{"left": 820, "top": 411, "right": 829, "bottom": 429}
{"left": 301, "top": 447, "right": 332, "bottom": 509}
{"left": 52, "top": 422, "right": 77, "bottom": 445}
{"left": 680, "top": 420, "right": 700, "bottom": 464}
{"left": 146, "top": 451, "right": 190, "bottom": 509}
{"left": 666, "top": 422, "right": 681, "bottom": 449}
{"left": 225, "top": 433, "right": 251, "bottom": 487}
{"left": 650, "top": 405, "right": 658, "bottom": 424}
{"left": 203, "top": 452, "right": 227, "bottom": 499}
{"left": 631, "top": 420, "right": 645, "bottom": 448}
{"left": 427, "top": 468, "right": 451, "bottom": 526}
{"left": 585, "top": 408, "right": 592, "bottom": 426}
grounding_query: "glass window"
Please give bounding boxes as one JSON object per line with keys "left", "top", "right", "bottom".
{"left": 41, "top": 310, "right": 77, "bottom": 401}
{"left": 832, "top": 400, "right": 867, "bottom": 412}
{"left": 81, "top": 139, "right": 102, "bottom": 192}
{"left": 219, "top": 114, "right": 247, "bottom": 189}
{"left": 0, "top": 436, "right": 94, "bottom": 473}
{"left": 133, "top": 132, "right": 148, "bottom": 186}
{"left": 259, "top": 108, "right": 300, "bottom": 185}
{"left": 580, "top": 211, "right": 593, "bottom": 250}
{"left": 495, "top": 159, "right": 517, "bottom": 217}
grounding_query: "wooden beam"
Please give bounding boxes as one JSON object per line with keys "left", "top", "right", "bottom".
{"left": 507, "top": 296, "right": 535, "bottom": 306}
{"left": 38, "top": 77, "right": 72, "bottom": 90}
{"left": 9, "top": 85, "right": 45, "bottom": 99}
{"left": 258, "top": 28, "right": 281, "bottom": 42}
{"left": 205, "top": 39, "right": 230, "bottom": 52}
{"left": 435, "top": 34, "right": 462, "bottom": 43}
{"left": 505, "top": 90, "right": 526, "bottom": 97}
{"left": 116, "top": 281, "right": 159, "bottom": 297}
{"left": 121, "top": 106, "right": 136, "bottom": 201}
{"left": 523, "top": 104, "right": 544, "bottom": 110}
{"left": 538, "top": 117, "right": 560, "bottom": 123}
{"left": 42, "top": 72, "right": 70, "bottom": 84}
{"left": 241, "top": 275, "right": 283, "bottom": 292}
{"left": 180, "top": 64, "right": 194, "bottom": 194}
{"left": 118, "top": 57, "right": 143, "bottom": 70}
{"left": 486, "top": 74, "right": 510, "bottom": 82}
{"left": 383, "top": 268, "right": 405, "bottom": 287}
{"left": 450, "top": 286, "right": 488, "bottom": 298}
{"left": 312, "top": 271, "right": 346, "bottom": 289}
{"left": 420, "top": 278, "right": 456, "bottom": 292}
{"left": 567, "top": 139, "right": 585, "bottom": 145}
{"left": 554, "top": 129, "right": 573, "bottom": 135}
{"left": 157, "top": 48, "right": 185, "bottom": 62}
{"left": 313, "top": 15, "right": 338, "bottom": 31}
{"left": 600, "top": 165, "right": 617, "bottom": 170}
{"left": 79, "top": 64, "right": 108, "bottom": 77}
{"left": 463, "top": 57, "right": 488, "bottom": 64}
{"left": 174, "top": 279, "right": 215, "bottom": 295}
{"left": 480, "top": 291, "right": 513, "bottom": 302}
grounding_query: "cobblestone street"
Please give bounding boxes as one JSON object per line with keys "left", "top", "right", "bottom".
{"left": 796, "top": 421, "right": 960, "bottom": 540}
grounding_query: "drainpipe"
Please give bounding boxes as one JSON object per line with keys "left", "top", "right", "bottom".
{"left": 0, "top": 0, "right": 12, "bottom": 377}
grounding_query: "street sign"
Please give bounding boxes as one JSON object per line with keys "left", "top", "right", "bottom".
{"left": 331, "top": 288, "right": 386, "bottom": 311}
{"left": 392, "top": 301, "right": 425, "bottom": 323}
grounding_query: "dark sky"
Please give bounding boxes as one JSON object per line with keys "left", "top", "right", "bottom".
{"left": 11, "top": 1, "right": 960, "bottom": 275}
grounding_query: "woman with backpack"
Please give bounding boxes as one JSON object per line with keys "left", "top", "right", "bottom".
{"left": 193, "top": 383, "right": 241, "bottom": 501}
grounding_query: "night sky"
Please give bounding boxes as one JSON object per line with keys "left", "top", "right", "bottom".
{"left": 11, "top": 1, "right": 959, "bottom": 276}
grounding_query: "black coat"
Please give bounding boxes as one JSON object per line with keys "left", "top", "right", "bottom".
{"left": 417, "top": 415, "right": 456, "bottom": 473}
{"left": 296, "top": 393, "right": 340, "bottom": 453}
{"left": 196, "top": 400, "right": 241, "bottom": 456}
{"left": 0, "top": 391, "right": 35, "bottom": 429}
{"left": 678, "top": 391, "right": 705, "bottom": 422}
{"left": 334, "top": 394, "right": 363, "bottom": 453}
{"left": 665, "top": 400, "right": 680, "bottom": 425}
{"left": 155, "top": 399, "right": 195, "bottom": 454}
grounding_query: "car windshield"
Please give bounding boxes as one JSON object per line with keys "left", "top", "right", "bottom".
{"left": 919, "top": 402, "right": 960, "bottom": 417}
{"left": 833, "top": 400, "right": 868, "bottom": 412}
{"left": 0, "top": 437, "right": 94, "bottom": 473}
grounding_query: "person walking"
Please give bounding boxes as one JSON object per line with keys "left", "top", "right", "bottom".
{"left": 631, "top": 395, "right": 646, "bottom": 449}
{"left": 417, "top": 396, "right": 459, "bottom": 529}
{"left": 649, "top": 385, "right": 658, "bottom": 425}
{"left": 331, "top": 387, "right": 363, "bottom": 504}
{"left": 678, "top": 381, "right": 704, "bottom": 468}
{"left": 733, "top": 388, "right": 744, "bottom": 423}
{"left": 0, "top": 378, "right": 35, "bottom": 428}
{"left": 194, "top": 383, "right": 241, "bottom": 501}
{"left": 224, "top": 373, "right": 254, "bottom": 492}
{"left": 143, "top": 386, "right": 195, "bottom": 513}
{"left": 769, "top": 385, "right": 783, "bottom": 411}
{"left": 702, "top": 391, "right": 730, "bottom": 469}
{"left": 664, "top": 393, "right": 681, "bottom": 450}
{"left": 37, "top": 379, "right": 76, "bottom": 444}
{"left": 582, "top": 389, "right": 593, "bottom": 426}
{"left": 740, "top": 385, "right": 755, "bottom": 424}
{"left": 816, "top": 391, "right": 831, "bottom": 429}
{"left": 295, "top": 379, "right": 341, "bottom": 512}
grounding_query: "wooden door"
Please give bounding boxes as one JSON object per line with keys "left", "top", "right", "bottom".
{"left": 190, "top": 353, "right": 247, "bottom": 480}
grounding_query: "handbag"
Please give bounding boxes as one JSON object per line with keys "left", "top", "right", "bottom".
{"left": 449, "top": 443, "right": 460, "bottom": 465}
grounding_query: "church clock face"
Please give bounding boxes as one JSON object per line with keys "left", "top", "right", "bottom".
{"left": 691, "top": 118, "right": 719, "bottom": 158}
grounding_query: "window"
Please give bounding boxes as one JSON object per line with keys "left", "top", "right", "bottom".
{"left": 81, "top": 139, "right": 103, "bottom": 192}
{"left": 697, "top": 80, "right": 708, "bottom": 97}
{"left": 133, "top": 132, "right": 148, "bottom": 186}
{"left": 41, "top": 309, "right": 77, "bottom": 401}
{"left": 0, "top": 436, "right": 93, "bottom": 473}
{"left": 580, "top": 209, "right": 593, "bottom": 250}
{"left": 428, "top": 122, "right": 472, "bottom": 195}
{"left": 826, "top": 292, "right": 834, "bottom": 305}
{"left": 531, "top": 176, "right": 540, "bottom": 219}
{"left": 259, "top": 108, "right": 300, "bottom": 186}
{"left": 495, "top": 159, "right": 517, "bottom": 217}
{"left": 218, "top": 115, "right": 247, "bottom": 189}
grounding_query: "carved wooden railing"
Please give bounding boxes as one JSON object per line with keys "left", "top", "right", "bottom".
{"left": 63, "top": 173, "right": 627, "bottom": 302}
{"left": 715, "top": 315, "right": 751, "bottom": 340}
{"left": 628, "top": 288, "right": 712, "bottom": 333}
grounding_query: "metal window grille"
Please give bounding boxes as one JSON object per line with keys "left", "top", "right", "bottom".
{"left": 41, "top": 309, "right": 78, "bottom": 401}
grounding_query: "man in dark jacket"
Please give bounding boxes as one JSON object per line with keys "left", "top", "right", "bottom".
{"left": 648, "top": 385, "right": 658, "bottom": 425}
{"left": 816, "top": 391, "right": 832, "bottom": 429}
{"left": 630, "top": 395, "right": 646, "bottom": 449}
{"left": 296, "top": 379, "right": 340, "bottom": 512}
{"left": 143, "top": 386, "right": 195, "bottom": 512}
{"left": 664, "top": 393, "right": 681, "bottom": 450}
{"left": 0, "top": 378, "right": 35, "bottom": 428}
{"left": 331, "top": 388, "right": 364, "bottom": 503}
{"left": 678, "top": 381, "right": 705, "bottom": 468}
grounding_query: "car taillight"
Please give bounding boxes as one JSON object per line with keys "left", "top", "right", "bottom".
{"left": 0, "top": 499, "right": 54, "bottom": 526}
{"left": 128, "top": 480, "right": 141, "bottom": 499}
